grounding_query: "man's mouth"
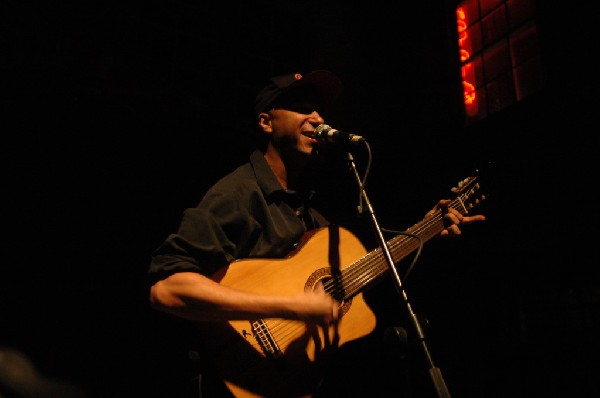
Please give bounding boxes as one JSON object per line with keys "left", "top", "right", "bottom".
{"left": 301, "top": 131, "right": 317, "bottom": 141}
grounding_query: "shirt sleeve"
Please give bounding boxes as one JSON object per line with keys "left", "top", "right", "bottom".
{"left": 148, "top": 189, "right": 259, "bottom": 282}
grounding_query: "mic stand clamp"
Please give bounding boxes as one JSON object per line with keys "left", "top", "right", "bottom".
{"left": 345, "top": 151, "right": 451, "bottom": 398}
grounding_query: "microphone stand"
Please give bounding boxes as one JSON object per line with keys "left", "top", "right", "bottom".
{"left": 345, "top": 151, "right": 451, "bottom": 398}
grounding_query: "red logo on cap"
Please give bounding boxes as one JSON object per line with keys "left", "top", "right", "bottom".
{"left": 294, "top": 73, "right": 302, "bottom": 80}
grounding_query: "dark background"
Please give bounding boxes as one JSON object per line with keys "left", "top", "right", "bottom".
{"left": 2, "top": 1, "right": 599, "bottom": 397}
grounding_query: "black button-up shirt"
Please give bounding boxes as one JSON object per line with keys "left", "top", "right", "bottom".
{"left": 149, "top": 149, "right": 326, "bottom": 281}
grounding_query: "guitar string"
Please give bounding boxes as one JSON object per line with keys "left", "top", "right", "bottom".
{"left": 329, "top": 208, "right": 445, "bottom": 299}
{"left": 325, "top": 195, "right": 467, "bottom": 303}
{"left": 343, "top": 196, "right": 468, "bottom": 298}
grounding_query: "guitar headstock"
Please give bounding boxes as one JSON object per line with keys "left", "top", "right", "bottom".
{"left": 450, "top": 171, "right": 488, "bottom": 214}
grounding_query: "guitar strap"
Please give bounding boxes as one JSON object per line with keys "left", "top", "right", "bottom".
{"left": 304, "top": 188, "right": 330, "bottom": 230}
{"left": 307, "top": 207, "right": 330, "bottom": 230}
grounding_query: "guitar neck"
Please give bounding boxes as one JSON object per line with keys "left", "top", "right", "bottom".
{"left": 337, "top": 195, "right": 471, "bottom": 300}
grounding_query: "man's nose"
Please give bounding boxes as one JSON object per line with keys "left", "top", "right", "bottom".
{"left": 309, "top": 111, "right": 324, "bottom": 125}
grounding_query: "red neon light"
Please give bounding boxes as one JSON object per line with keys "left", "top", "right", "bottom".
{"left": 456, "top": 7, "right": 477, "bottom": 113}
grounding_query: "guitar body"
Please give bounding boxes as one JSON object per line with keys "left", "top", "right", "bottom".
{"left": 196, "top": 226, "right": 378, "bottom": 397}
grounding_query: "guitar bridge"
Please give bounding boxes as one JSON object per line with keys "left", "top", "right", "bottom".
{"left": 251, "top": 319, "right": 282, "bottom": 359}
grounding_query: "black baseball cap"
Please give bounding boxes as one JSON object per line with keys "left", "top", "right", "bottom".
{"left": 254, "top": 70, "right": 342, "bottom": 115}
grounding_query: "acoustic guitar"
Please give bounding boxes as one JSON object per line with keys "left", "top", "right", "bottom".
{"left": 195, "top": 174, "right": 486, "bottom": 397}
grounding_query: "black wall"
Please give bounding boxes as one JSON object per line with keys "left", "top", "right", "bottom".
{"left": 3, "top": 1, "right": 598, "bottom": 397}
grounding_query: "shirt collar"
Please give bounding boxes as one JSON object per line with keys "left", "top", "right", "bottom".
{"left": 249, "top": 149, "right": 286, "bottom": 198}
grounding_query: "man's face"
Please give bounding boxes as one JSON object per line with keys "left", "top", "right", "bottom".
{"left": 267, "top": 99, "right": 325, "bottom": 157}
{"left": 269, "top": 91, "right": 324, "bottom": 155}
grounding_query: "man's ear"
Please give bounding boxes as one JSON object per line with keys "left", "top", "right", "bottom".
{"left": 258, "top": 112, "right": 273, "bottom": 134}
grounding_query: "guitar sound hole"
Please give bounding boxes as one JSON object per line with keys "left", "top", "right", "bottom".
{"left": 320, "top": 275, "right": 344, "bottom": 302}
{"left": 319, "top": 275, "right": 351, "bottom": 317}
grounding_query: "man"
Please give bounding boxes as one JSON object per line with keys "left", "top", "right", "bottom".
{"left": 148, "top": 70, "right": 485, "bottom": 397}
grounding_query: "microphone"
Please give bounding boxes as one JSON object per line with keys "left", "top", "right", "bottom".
{"left": 314, "top": 124, "right": 365, "bottom": 145}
